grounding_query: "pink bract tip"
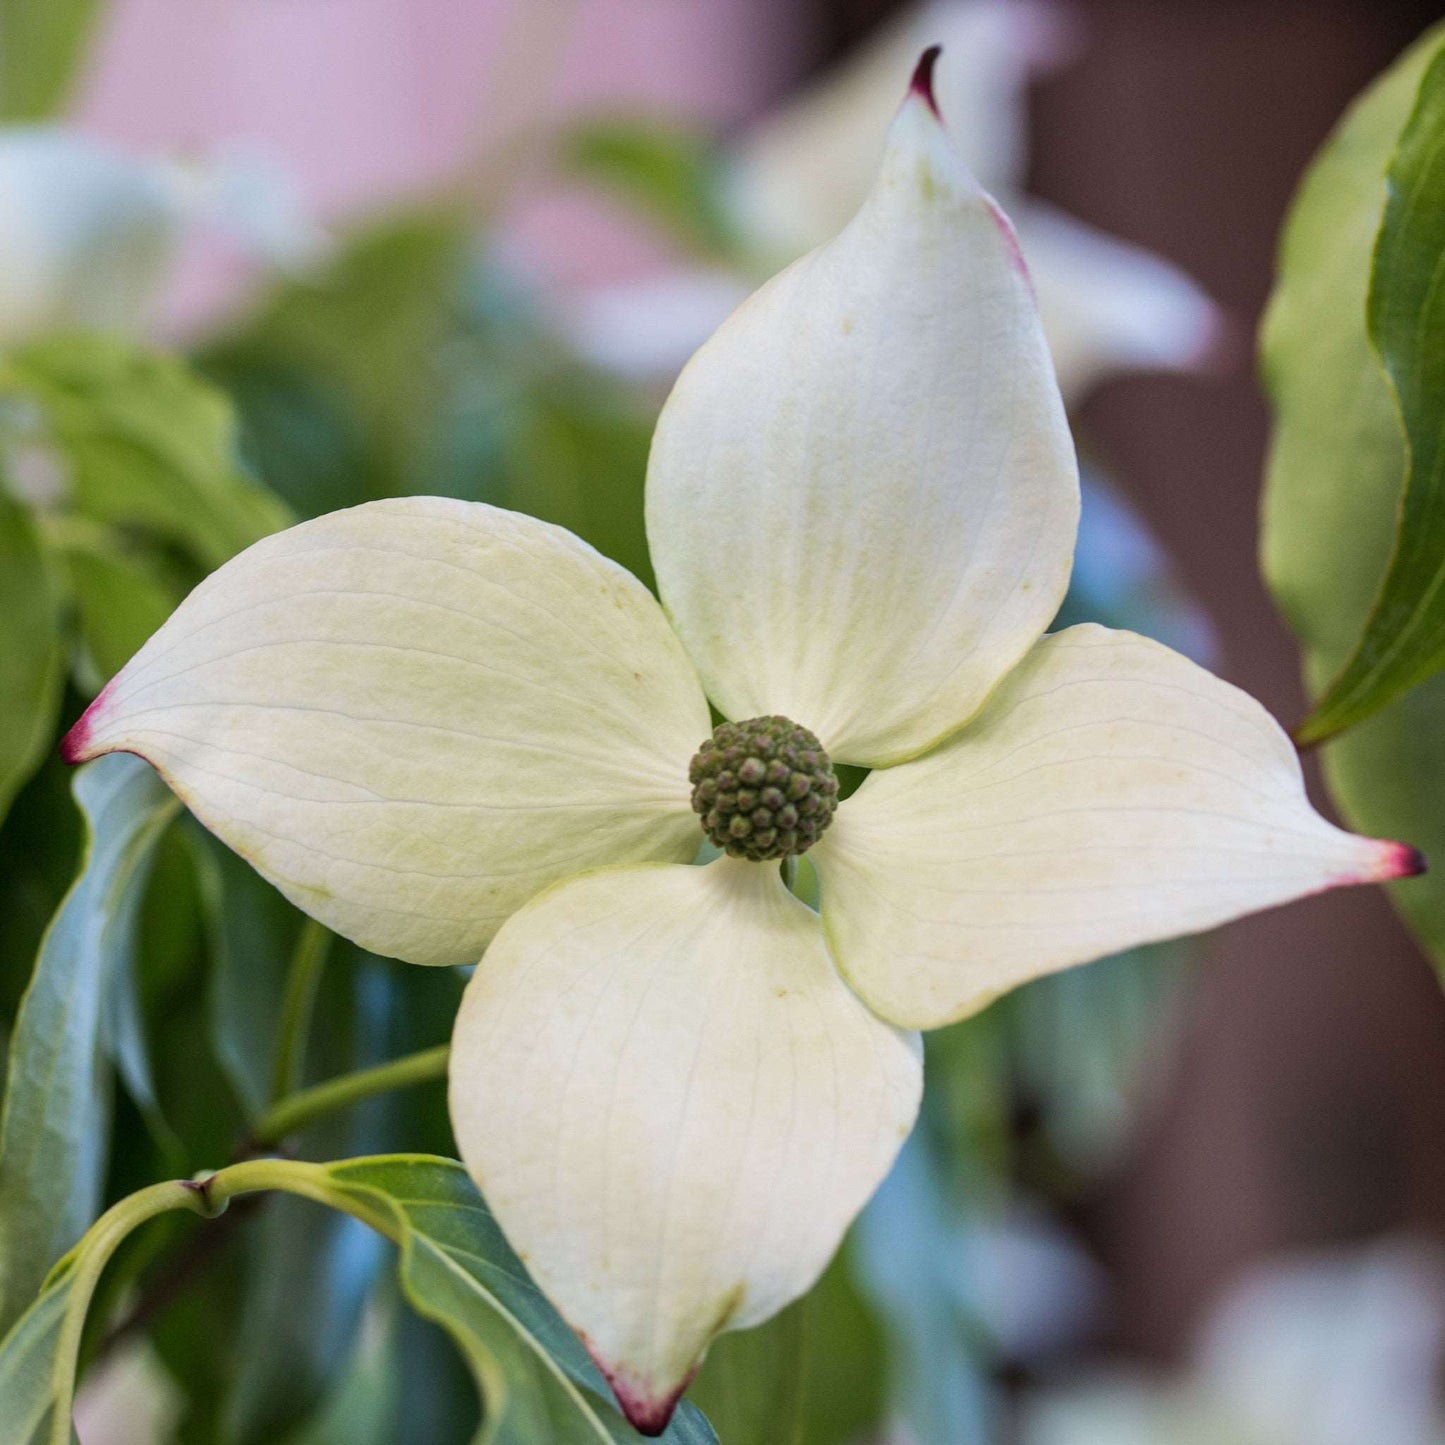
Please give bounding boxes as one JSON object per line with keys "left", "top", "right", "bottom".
{"left": 586, "top": 1345, "right": 696, "bottom": 1437}
{"left": 59, "top": 685, "right": 111, "bottom": 764}
{"left": 1379, "top": 842, "right": 1428, "bottom": 881}
{"left": 910, "top": 45, "right": 943, "bottom": 118}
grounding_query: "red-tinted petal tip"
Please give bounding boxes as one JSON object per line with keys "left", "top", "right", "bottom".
{"left": 585, "top": 1343, "right": 697, "bottom": 1438}
{"left": 1384, "top": 843, "right": 1428, "bottom": 880}
{"left": 59, "top": 685, "right": 111, "bottom": 764}
{"left": 910, "top": 45, "right": 943, "bottom": 118}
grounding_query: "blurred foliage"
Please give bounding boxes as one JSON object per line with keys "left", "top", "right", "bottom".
{"left": 1261, "top": 22, "right": 1445, "bottom": 973}
{"left": 198, "top": 208, "right": 658, "bottom": 586}
{"left": 558, "top": 118, "right": 742, "bottom": 263}
{"left": 0, "top": 495, "right": 64, "bottom": 820}
{"left": 0, "top": 0, "right": 104, "bottom": 121}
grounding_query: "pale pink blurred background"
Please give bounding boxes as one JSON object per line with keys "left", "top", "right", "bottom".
{"left": 75, "top": 0, "right": 810, "bottom": 326}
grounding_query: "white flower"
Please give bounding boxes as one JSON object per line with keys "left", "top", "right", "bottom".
{"left": 64, "top": 61, "right": 1419, "bottom": 1435}
{"left": 567, "top": 0, "right": 1222, "bottom": 406}
{"left": 0, "top": 128, "right": 323, "bottom": 347}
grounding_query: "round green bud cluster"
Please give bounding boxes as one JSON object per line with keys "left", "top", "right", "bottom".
{"left": 688, "top": 716, "right": 839, "bottom": 861}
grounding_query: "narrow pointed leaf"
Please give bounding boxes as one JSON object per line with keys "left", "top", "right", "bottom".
{"left": 1290, "top": 33, "right": 1445, "bottom": 740}
{"left": 0, "top": 756, "right": 179, "bottom": 1334}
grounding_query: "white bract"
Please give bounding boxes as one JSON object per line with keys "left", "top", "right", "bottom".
{"left": 568, "top": 0, "right": 1222, "bottom": 406}
{"left": 65, "top": 62, "right": 1421, "bottom": 1436}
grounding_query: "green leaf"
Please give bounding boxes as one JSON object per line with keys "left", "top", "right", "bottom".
{"left": 54, "top": 529, "right": 179, "bottom": 691}
{"left": 0, "top": 495, "right": 65, "bottom": 827}
{"left": 1260, "top": 29, "right": 1440, "bottom": 686}
{"left": 281, "top": 1287, "right": 403, "bottom": 1445}
{"left": 1260, "top": 25, "right": 1445, "bottom": 970}
{"left": 558, "top": 118, "right": 739, "bottom": 260}
{"left": 0, "top": 0, "right": 105, "bottom": 120}
{"left": 1269, "top": 28, "right": 1445, "bottom": 740}
{"left": 0, "top": 757, "right": 83, "bottom": 1037}
{"left": 7, "top": 338, "right": 292, "bottom": 570}
{"left": 499, "top": 371, "right": 656, "bottom": 589}
{"left": 0, "top": 755, "right": 179, "bottom": 1335}
{"left": 224, "top": 1200, "right": 380, "bottom": 1445}
{"left": 1317, "top": 675, "right": 1445, "bottom": 972}
{"left": 189, "top": 831, "right": 307, "bottom": 1120}
{"left": 0, "top": 1177, "right": 209, "bottom": 1445}
{"left": 0, "top": 1156, "right": 717, "bottom": 1445}
{"left": 689, "top": 1246, "right": 887, "bottom": 1445}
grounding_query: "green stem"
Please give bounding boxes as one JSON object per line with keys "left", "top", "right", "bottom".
{"left": 267, "top": 917, "right": 332, "bottom": 1105}
{"left": 42, "top": 1157, "right": 402, "bottom": 1445}
{"left": 250, "top": 1044, "right": 451, "bottom": 1150}
{"left": 47, "top": 1180, "right": 213, "bottom": 1445}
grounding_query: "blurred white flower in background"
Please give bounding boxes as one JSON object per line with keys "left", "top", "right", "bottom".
{"left": 1023, "top": 1238, "right": 1445, "bottom": 1445}
{"left": 0, "top": 128, "right": 324, "bottom": 347}
{"left": 566, "top": 0, "right": 1224, "bottom": 406}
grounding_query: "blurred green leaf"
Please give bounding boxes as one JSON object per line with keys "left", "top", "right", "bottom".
{"left": 0, "top": 1219, "right": 100, "bottom": 1443}
{"left": 224, "top": 1200, "right": 380, "bottom": 1445}
{"left": 0, "top": 756, "right": 83, "bottom": 1036}
{"left": 0, "top": 756, "right": 178, "bottom": 1335}
{"left": 559, "top": 118, "right": 738, "bottom": 260}
{"left": 1294, "top": 35, "right": 1445, "bottom": 741}
{"left": 190, "top": 831, "right": 307, "bottom": 1121}
{"left": 0, "top": 0, "right": 104, "bottom": 120}
{"left": 54, "top": 528, "right": 179, "bottom": 690}
{"left": 201, "top": 205, "right": 670, "bottom": 600}
{"left": 0, "top": 495, "right": 65, "bottom": 827}
{"left": 855, "top": 1139, "right": 997, "bottom": 1445}
{"left": 222, "top": 941, "right": 392, "bottom": 1445}
{"left": 689, "top": 1246, "right": 886, "bottom": 1445}
{"left": 1260, "top": 24, "right": 1445, "bottom": 970}
{"left": 282, "top": 1289, "right": 402, "bottom": 1445}
{"left": 689, "top": 1294, "right": 807, "bottom": 1444}
{"left": 7, "top": 337, "right": 291, "bottom": 570}
{"left": 501, "top": 371, "right": 656, "bottom": 588}
{"left": 201, "top": 208, "right": 480, "bottom": 510}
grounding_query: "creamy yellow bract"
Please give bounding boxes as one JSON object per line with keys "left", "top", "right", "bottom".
{"left": 64, "top": 69, "right": 1421, "bottom": 1435}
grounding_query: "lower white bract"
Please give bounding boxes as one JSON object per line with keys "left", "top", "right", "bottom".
{"left": 449, "top": 861, "right": 921, "bottom": 1431}
{"left": 65, "top": 58, "right": 1423, "bottom": 1437}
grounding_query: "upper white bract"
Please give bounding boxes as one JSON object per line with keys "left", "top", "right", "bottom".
{"left": 66, "top": 71, "right": 1421, "bottom": 1437}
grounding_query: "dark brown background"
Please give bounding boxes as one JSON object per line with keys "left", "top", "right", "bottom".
{"left": 807, "top": 0, "right": 1445, "bottom": 1362}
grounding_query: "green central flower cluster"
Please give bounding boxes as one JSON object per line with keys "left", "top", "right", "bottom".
{"left": 688, "top": 716, "right": 840, "bottom": 861}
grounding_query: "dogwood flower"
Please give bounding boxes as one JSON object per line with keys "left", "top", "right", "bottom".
{"left": 64, "top": 55, "right": 1420, "bottom": 1436}
{"left": 568, "top": 0, "right": 1223, "bottom": 405}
